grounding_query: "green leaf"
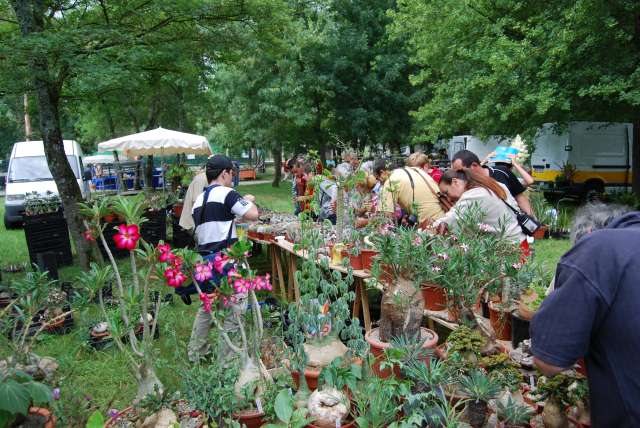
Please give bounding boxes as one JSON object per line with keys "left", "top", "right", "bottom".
{"left": 85, "top": 410, "right": 106, "bottom": 428}
{"left": 274, "top": 389, "right": 293, "bottom": 424}
{"left": 0, "top": 408, "right": 17, "bottom": 428}
{"left": 24, "top": 382, "right": 52, "bottom": 406}
{"left": 0, "top": 379, "right": 30, "bottom": 416}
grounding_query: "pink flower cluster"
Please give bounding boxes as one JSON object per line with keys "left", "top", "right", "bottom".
{"left": 158, "top": 243, "right": 187, "bottom": 288}
{"left": 227, "top": 269, "right": 272, "bottom": 295}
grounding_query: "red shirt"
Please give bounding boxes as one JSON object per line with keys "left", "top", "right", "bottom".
{"left": 428, "top": 166, "right": 443, "bottom": 183}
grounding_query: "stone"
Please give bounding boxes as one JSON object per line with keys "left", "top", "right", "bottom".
{"left": 141, "top": 409, "right": 177, "bottom": 428}
{"left": 304, "top": 337, "right": 348, "bottom": 369}
{"left": 37, "top": 357, "right": 59, "bottom": 378}
{"left": 307, "top": 388, "right": 349, "bottom": 428}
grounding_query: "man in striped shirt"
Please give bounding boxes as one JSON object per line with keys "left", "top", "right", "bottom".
{"left": 188, "top": 154, "right": 259, "bottom": 362}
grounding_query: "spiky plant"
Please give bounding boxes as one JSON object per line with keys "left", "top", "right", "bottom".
{"left": 459, "top": 370, "right": 500, "bottom": 428}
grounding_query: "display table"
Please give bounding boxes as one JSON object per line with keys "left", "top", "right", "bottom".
{"left": 239, "top": 168, "right": 257, "bottom": 180}
{"left": 253, "top": 237, "right": 373, "bottom": 332}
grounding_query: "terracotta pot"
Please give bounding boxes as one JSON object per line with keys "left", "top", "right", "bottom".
{"left": 488, "top": 302, "right": 512, "bottom": 341}
{"left": 532, "top": 225, "right": 547, "bottom": 240}
{"left": 291, "top": 366, "right": 322, "bottom": 391}
{"left": 307, "top": 419, "right": 356, "bottom": 428}
{"left": 365, "top": 327, "right": 438, "bottom": 379}
{"left": 421, "top": 283, "right": 447, "bottom": 311}
{"left": 341, "top": 250, "right": 363, "bottom": 270}
{"left": 28, "top": 406, "right": 55, "bottom": 428}
{"left": 173, "top": 203, "right": 184, "bottom": 218}
{"left": 233, "top": 409, "right": 265, "bottom": 428}
{"left": 360, "top": 249, "right": 378, "bottom": 271}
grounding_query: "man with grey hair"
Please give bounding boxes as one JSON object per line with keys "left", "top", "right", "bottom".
{"left": 335, "top": 150, "right": 359, "bottom": 178}
{"left": 531, "top": 202, "right": 640, "bottom": 427}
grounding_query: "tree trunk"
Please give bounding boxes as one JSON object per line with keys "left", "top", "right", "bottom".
{"left": 272, "top": 145, "right": 282, "bottom": 187}
{"left": 145, "top": 155, "right": 154, "bottom": 190}
{"left": 379, "top": 276, "right": 424, "bottom": 343}
{"left": 633, "top": 119, "right": 640, "bottom": 196}
{"left": 634, "top": 13, "right": 640, "bottom": 196}
{"left": 136, "top": 362, "right": 163, "bottom": 401}
{"left": 11, "top": 0, "right": 90, "bottom": 269}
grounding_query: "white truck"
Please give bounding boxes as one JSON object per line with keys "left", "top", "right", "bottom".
{"left": 447, "top": 121, "right": 633, "bottom": 196}
{"left": 4, "top": 140, "right": 86, "bottom": 228}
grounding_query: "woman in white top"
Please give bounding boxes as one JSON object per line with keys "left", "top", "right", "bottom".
{"left": 433, "top": 169, "right": 525, "bottom": 244}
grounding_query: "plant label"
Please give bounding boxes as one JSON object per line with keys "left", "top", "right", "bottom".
{"left": 256, "top": 398, "right": 263, "bottom": 413}
{"left": 529, "top": 375, "right": 536, "bottom": 391}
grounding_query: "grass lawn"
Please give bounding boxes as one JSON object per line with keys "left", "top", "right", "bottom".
{"left": 0, "top": 190, "right": 572, "bottom": 423}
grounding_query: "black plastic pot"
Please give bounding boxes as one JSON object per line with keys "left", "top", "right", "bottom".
{"left": 141, "top": 209, "right": 167, "bottom": 246}
{"left": 24, "top": 211, "right": 72, "bottom": 267}
{"left": 98, "top": 220, "right": 129, "bottom": 259}
{"left": 36, "top": 252, "right": 59, "bottom": 280}
{"left": 171, "top": 217, "right": 194, "bottom": 248}
{"left": 511, "top": 310, "right": 530, "bottom": 348}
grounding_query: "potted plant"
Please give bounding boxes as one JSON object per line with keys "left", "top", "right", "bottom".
{"left": 350, "top": 375, "right": 404, "bottom": 428}
{"left": 440, "top": 325, "right": 486, "bottom": 371}
{"left": 22, "top": 191, "right": 72, "bottom": 266}
{"left": 496, "top": 396, "right": 533, "bottom": 428}
{"left": 534, "top": 374, "right": 582, "bottom": 428}
{"left": 431, "top": 205, "right": 524, "bottom": 330}
{"left": 165, "top": 162, "right": 193, "bottom": 192}
{"left": 367, "top": 227, "right": 439, "bottom": 377}
{"left": 285, "top": 214, "right": 367, "bottom": 395}
{"left": 459, "top": 370, "right": 500, "bottom": 428}
{"left": 41, "top": 288, "right": 69, "bottom": 333}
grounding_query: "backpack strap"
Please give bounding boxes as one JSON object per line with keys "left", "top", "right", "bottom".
{"left": 401, "top": 168, "right": 416, "bottom": 204}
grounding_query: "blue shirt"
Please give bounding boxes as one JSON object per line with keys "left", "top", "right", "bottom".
{"left": 531, "top": 212, "right": 640, "bottom": 428}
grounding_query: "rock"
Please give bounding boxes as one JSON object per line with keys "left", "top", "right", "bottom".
{"left": 304, "top": 337, "right": 348, "bottom": 369}
{"left": 93, "top": 322, "right": 109, "bottom": 334}
{"left": 37, "top": 357, "right": 59, "bottom": 378}
{"left": 141, "top": 409, "right": 177, "bottom": 428}
{"left": 307, "top": 388, "right": 349, "bottom": 428}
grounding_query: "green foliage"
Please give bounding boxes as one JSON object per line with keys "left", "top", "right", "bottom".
{"left": 351, "top": 376, "right": 407, "bottom": 428}
{"left": 459, "top": 370, "right": 500, "bottom": 403}
{"left": 389, "top": 0, "right": 640, "bottom": 141}
{"left": 23, "top": 191, "right": 62, "bottom": 216}
{"left": 180, "top": 362, "right": 239, "bottom": 425}
{"left": 446, "top": 326, "right": 486, "bottom": 357}
{"left": 479, "top": 354, "right": 524, "bottom": 392}
{"left": 85, "top": 411, "right": 106, "bottom": 428}
{"left": 0, "top": 369, "right": 52, "bottom": 427}
{"left": 496, "top": 396, "right": 533, "bottom": 426}
{"left": 535, "top": 374, "right": 588, "bottom": 408}
{"left": 319, "top": 356, "right": 362, "bottom": 392}
{"left": 263, "top": 389, "right": 311, "bottom": 428}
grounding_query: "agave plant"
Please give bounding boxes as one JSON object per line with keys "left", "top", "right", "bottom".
{"left": 496, "top": 396, "right": 533, "bottom": 428}
{"left": 459, "top": 370, "right": 500, "bottom": 428}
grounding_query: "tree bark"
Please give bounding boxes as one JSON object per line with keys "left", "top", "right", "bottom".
{"left": 633, "top": 13, "right": 640, "bottom": 196}
{"left": 11, "top": 0, "right": 90, "bottom": 269}
{"left": 272, "top": 144, "right": 282, "bottom": 187}
{"left": 145, "top": 155, "right": 154, "bottom": 190}
{"left": 633, "top": 119, "right": 640, "bottom": 196}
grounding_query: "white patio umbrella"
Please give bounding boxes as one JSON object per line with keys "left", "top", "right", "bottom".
{"left": 83, "top": 151, "right": 129, "bottom": 165}
{"left": 97, "top": 127, "right": 212, "bottom": 157}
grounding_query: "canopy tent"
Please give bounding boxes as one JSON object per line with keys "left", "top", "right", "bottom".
{"left": 83, "top": 152, "right": 129, "bottom": 165}
{"left": 97, "top": 127, "right": 212, "bottom": 157}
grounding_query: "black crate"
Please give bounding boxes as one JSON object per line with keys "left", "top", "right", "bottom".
{"left": 141, "top": 209, "right": 167, "bottom": 246}
{"left": 23, "top": 212, "right": 73, "bottom": 267}
{"left": 171, "top": 217, "right": 194, "bottom": 248}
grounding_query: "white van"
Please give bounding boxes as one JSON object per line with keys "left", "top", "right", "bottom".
{"left": 531, "top": 122, "right": 633, "bottom": 194}
{"left": 4, "top": 140, "right": 86, "bottom": 228}
{"left": 447, "top": 135, "right": 513, "bottom": 162}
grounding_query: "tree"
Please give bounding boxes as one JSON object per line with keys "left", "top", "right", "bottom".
{"left": 390, "top": 0, "right": 640, "bottom": 192}
{"left": 1, "top": 0, "right": 278, "bottom": 267}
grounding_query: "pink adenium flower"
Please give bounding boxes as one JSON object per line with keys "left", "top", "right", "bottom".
{"left": 157, "top": 243, "right": 171, "bottom": 254}
{"left": 413, "top": 236, "right": 423, "bottom": 246}
{"left": 83, "top": 229, "right": 95, "bottom": 241}
{"left": 199, "top": 292, "right": 212, "bottom": 313}
{"left": 113, "top": 224, "right": 140, "bottom": 250}
{"left": 233, "top": 278, "right": 250, "bottom": 294}
{"left": 194, "top": 262, "right": 214, "bottom": 282}
{"left": 213, "top": 253, "right": 230, "bottom": 273}
{"left": 164, "top": 267, "right": 187, "bottom": 288}
{"left": 253, "top": 274, "right": 272, "bottom": 291}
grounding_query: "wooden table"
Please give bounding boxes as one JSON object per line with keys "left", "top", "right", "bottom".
{"left": 257, "top": 237, "right": 374, "bottom": 332}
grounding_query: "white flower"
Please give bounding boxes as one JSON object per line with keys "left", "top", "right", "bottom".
{"left": 431, "top": 266, "right": 442, "bottom": 272}
{"left": 459, "top": 244, "right": 469, "bottom": 253}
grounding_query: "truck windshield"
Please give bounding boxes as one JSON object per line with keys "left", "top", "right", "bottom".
{"left": 8, "top": 155, "right": 80, "bottom": 182}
